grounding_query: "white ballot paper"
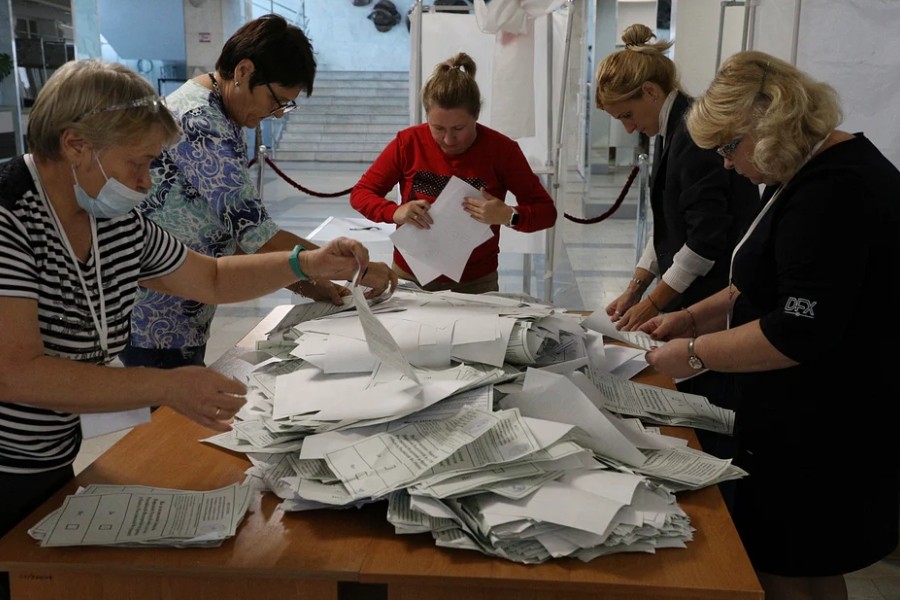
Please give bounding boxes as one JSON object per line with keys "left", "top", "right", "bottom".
{"left": 80, "top": 408, "right": 150, "bottom": 439}
{"left": 390, "top": 176, "right": 493, "bottom": 284}
{"left": 581, "top": 310, "right": 658, "bottom": 351}
{"left": 350, "top": 265, "right": 420, "bottom": 383}
{"left": 30, "top": 483, "right": 253, "bottom": 548}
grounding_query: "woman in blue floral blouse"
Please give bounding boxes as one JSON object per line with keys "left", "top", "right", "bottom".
{"left": 121, "top": 14, "right": 397, "bottom": 369}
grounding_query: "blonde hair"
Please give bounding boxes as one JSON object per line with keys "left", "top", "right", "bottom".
{"left": 687, "top": 51, "right": 842, "bottom": 183}
{"left": 421, "top": 52, "right": 482, "bottom": 119}
{"left": 27, "top": 59, "right": 181, "bottom": 161}
{"left": 595, "top": 23, "right": 678, "bottom": 109}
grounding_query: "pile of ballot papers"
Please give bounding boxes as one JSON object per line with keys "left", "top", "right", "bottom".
{"left": 200, "top": 287, "right": 744, "bottom": 564}
{"left": 28, "top": 483, "right": 253, "bottom": 548}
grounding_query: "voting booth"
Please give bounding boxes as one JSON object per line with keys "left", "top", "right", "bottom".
{"left": 407, "top": 1, "right": 575, "bottom": 301}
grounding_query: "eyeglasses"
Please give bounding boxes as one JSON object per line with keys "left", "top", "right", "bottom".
{"left": 77, "top": 95, "right": 167, "bottom": 121}
{"left": 264, "top": 82, "right": 297, "bottom": 117}
{"left": 715, "top": 135, "right": 744, "bottom": 159}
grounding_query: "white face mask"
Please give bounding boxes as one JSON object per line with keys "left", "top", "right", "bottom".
{"left": 72, "top": 154, "right": 147, "bottom": 218}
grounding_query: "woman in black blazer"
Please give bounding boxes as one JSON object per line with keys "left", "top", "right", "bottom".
{"left": 593, "top": 24, "right": 761, "bottom": 473}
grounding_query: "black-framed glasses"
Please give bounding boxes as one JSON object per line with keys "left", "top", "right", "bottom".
{"left": 716, "top": 135, "right": 744, "bottom": 159}
{"left": 77, "top": 95, "right": 167, "bottom": 121}
{"left": 264, "top": 82, "right": 297, "bottom": 117}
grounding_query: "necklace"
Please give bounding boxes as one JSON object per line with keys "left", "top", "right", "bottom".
{"left": 208, "top": 72, "right": 222, "bottom": 98}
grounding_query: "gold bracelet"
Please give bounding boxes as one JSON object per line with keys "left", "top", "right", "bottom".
{"left": 683, "top": 306, "right": 698, "bottom": 338}
{"left": 648, "top": 296, "right": 662, "bottom": 312}
{"left": 630, "top": 277, "right": 649, "bottom": 289}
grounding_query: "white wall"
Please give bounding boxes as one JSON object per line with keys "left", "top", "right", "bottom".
{"left": 760, "top": 0, "right": 900, "bottom": 168}
{"left": 98, "top": 0, "right": 185, "bottom": 61}
{"left": 672, "top": 0, "right": 900, "bottom": 169}
{"left": 671, "top": 0, "right": 744, "bottom": 97}
{"left": 305, "top": 0, "right": 413, "bottom": 71}
{"left": 184, "top": 0, "right": 226, "bottom": 76}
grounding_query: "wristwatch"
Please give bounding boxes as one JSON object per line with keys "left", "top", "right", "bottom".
{"left": 687, "top": 338, "right": 705, "bottom": 370}
{"left": 507, "top": 208, "right": 520, "bottom": 228}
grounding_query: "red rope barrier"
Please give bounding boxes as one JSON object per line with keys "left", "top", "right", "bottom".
{"left": 248, "top": 154, "right": 639, "bottom": 212}
{"left": 564, "top": 165, "right": 640, "bottom": 224}
{"left": 248, "top": 155, "right": 355, "bottom": 198}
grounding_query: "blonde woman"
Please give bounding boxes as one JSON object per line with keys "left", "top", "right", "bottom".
{"left": 643, "top": 51, "right": 900, "bottom": 599}
{"left": 597, "top": 23, "right": 759, "bottom": 330}
{"left": 595, "top": 24, "right": 760, "bottom": 470}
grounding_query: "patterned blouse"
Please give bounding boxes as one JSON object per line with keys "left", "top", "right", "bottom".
{"left": 128, "top": 79, "right": 279, "bottom": 349}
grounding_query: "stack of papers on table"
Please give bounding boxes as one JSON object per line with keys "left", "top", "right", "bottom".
{"left": 28, "top": 483, "right": 253, "bottom": 548}
{"left": 199, "top": 289, "right": 745, "bottom": 563}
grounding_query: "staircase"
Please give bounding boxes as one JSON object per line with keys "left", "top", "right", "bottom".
{"left": 274, "top": 70, "right": 410, "bottom": 164}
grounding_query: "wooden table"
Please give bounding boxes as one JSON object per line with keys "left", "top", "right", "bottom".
{"left": 0, "top": 306, "right": 763, "bottom": 600}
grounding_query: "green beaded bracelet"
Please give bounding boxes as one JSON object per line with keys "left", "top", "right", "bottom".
{"left": 289, "top": 245, "right": 309, "bottom": 281}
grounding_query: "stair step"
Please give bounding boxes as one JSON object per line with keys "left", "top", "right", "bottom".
{"left": 281, "top": 132, "right": 396, "bottom": 143}
{"left": 294, "top": 102, "right": 408, "bottom": 115}
{"left": 283, "top": 122, "right": 402, "bottom": 135}
{"left": 313, "top": 81, "right": 409, "bottom": 93}
{"left": 275, "top": 150, "right": 381, "bottom": 163}
{"left": 316, "top": 70, "right": 409, "bottom": 81}
{"left": 300, "top": 95, "right": 407, "bottom": 107}
{"left": 277, "top": 69, "right": 410, "bottom": 164}
{"left": 279, "top": 139, "right": 388, "bottom": 153}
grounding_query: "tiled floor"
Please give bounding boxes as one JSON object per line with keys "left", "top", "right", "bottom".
{"left": 73, "top": 160, "right": 900, "bottom": 599}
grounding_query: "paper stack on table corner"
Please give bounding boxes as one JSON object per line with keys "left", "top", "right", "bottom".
{"left": 28, "top": 483, "right": 254, "bottom": 548}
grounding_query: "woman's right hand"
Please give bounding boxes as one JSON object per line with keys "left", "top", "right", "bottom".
{"left": 301, "top": 237, "right": 371, "bottom": 282}
{"left": 393, "top": 200, "right": 433, "bottom": 229}
{"left": 606, "top": 289, "right": 641, "bottom": 324}
{"left": 164, "top": 366, "right": 247, "bottom": 432}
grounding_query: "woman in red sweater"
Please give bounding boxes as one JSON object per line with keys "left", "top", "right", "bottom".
{"left": 350, "top": 52, "right": 557, "bottom": 294}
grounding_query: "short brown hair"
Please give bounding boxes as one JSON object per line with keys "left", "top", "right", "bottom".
{"left": 27, "top": 60, "right": 181, "bottom": 161}
{"left": 421, "top": 52, "right": 482, "bottom": 119}
{"left": 216, "top": 13, "right": 316, "bottom": 97}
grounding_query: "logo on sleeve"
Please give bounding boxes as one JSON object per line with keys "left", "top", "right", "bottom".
{"left": 784, "top": 296, "right": 816, "bottom": 318}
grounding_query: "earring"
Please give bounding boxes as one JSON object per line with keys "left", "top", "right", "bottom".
{"left": 235, "top": 81, "right": 240, "bottom": 88}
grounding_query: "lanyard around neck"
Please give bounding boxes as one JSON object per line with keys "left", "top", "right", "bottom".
{"left": 726, "top": 137, "right": 827, "bottom": 329}
{"left": 30, "top": 156, "right": 110, "bottom": 360}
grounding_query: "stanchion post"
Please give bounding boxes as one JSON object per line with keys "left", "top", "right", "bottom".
{"left": 256, "top": 145, "right": 268, "bottom": 201}
{"left": 634, "top": 153, "right": 650, "bottom": 265}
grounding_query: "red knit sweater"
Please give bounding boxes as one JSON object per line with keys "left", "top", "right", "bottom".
{"left": 350, "top": 123, "right": 557, "bottom": 283}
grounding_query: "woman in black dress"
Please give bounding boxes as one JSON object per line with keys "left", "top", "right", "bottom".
{"left": 642, "top": 50, "right": 900, "bottom": 600}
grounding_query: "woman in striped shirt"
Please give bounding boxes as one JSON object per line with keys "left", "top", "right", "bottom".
{"left": 0, "top": 60, "right": 395, "bottom": 550}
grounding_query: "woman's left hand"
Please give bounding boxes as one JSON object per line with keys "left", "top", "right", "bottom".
{"left": 463, "top": 188, "right": 511, "bottom": 225}
{"left": 616, "top": 298, "right": 659, "bottom": 331}
{"left": 644, "top": 338, "right": 697, "bottom": 379}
